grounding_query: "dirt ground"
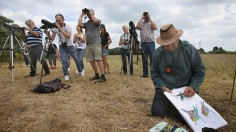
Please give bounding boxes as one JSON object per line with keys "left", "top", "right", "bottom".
{"left": 0, "top": 54, "right": 235, "bottom": 132}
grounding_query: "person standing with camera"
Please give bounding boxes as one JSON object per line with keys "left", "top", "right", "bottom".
{"left": 119, "top": 25, "right": 133, "bottom": 75}
{"left": 136, "top": 12, "right": 157, "bottom": 78}
{"left": 73, "top": 25, "right": 86, "bottom": 74}
{"left": 100, "top": 24, "right": 112, "bottom": 74}
{"left": 78, "top": 8, "right": 107, "bottom": 83}
{"left": 22, "top": 19, "right": 50, "bottom": 78}
{"left": 46, "top": 39, "right": 59, "bottom": 69}
{"left": 44, "top": 14, "right": 84, "bottom": 81}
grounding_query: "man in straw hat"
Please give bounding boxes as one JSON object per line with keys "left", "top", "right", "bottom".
{"left": 151, "top": 24, "right": 206, "bottom": 123}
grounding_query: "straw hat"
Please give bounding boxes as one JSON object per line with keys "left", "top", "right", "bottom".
{"left": 156, "top": 24, "right": 184, "bottom": 45}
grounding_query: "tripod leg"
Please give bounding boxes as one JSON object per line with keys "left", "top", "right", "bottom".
{"left": 0, "top": 36, "right": 10, "bottom": 58}
{"left": 10, "top": 32, "right": 15, "bottom": 83}
{"left": 15, "top": 36, "right": 24, "bottom": 67}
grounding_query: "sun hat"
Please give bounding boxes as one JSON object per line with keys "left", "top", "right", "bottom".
{"left": 156, "top": 24, "right": 184, "bottom": 45}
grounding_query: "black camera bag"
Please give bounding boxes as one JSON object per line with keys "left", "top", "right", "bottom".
{"left": 33, "top": 78, "right": 70, "bottom": 93}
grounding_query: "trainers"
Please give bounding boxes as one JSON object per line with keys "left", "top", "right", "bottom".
{"left": 75, "top": 70, "right": 79, "bottom": 73}
{"left": 68, "top": 67, "right": 70, "bottom": 71}
{"left": 82, "top": 69, "right": 85, "bottom": 74}
{"left": 79, "top": 71, "right": 85, "bottom": 76}
{"left": 95, "top": 77, "right": 106, "bottom": 83}
{"left": 65, "top": 75, "right": 70, "bottom": 81}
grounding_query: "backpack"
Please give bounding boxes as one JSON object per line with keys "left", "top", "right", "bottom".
{"left": 33, "top": 78, "right": 70, "bottom": 93}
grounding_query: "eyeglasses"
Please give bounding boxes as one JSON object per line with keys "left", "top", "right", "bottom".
{"left": 160, "top": 24, "right": 173, "bottom": 32}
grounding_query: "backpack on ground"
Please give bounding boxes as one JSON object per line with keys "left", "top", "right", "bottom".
{"left": 33, "top": 78, "right": 70, "bottom": 93}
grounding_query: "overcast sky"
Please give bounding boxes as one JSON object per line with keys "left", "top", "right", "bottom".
{"left": 0, "top": 0, "right": 235, "bottom": 51}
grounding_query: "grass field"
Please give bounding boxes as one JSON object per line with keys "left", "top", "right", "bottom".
{"left": 0, "top": 54, "right": 235, "bottom": 131}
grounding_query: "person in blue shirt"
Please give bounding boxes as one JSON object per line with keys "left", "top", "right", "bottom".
{"left": 151, "top": 24, "right": 206, "bottom": 123}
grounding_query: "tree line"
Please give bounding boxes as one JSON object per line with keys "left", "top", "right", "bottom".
{"left": 0, "top": 15, "right": 235, "bottom": 59}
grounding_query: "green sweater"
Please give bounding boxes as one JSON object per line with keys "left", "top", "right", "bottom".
{"left": 151, "top": 40, "right": 206, "bottom": 92}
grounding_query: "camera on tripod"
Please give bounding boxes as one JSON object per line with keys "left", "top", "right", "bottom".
{"left": 3, "top": 22, "right": 25, "bottom": 31}
{"left": 40, "top": 19, "right": 57, "bottom": 29}
{"left": 129, "top": 21, "right": 139, "bottom": 43}
{"left": 82, "top": 8, "right": 90, "bottom": 15}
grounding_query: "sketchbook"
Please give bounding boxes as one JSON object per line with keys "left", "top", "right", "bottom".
{"left": 164, "top": 87, "right": 227, "bottom": 132}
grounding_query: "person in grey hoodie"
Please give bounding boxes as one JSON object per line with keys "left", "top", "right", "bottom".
{"left": 151, "top": 24, "right": 206, "bottom": 123}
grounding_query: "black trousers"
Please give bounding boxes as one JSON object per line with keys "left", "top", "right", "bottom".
{"left": 28, "top": 44, "right": 49, "bottom": 75}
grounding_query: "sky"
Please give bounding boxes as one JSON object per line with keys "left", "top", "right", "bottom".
{"left": 0, "top": 0, "right": 235, "bottom": 52}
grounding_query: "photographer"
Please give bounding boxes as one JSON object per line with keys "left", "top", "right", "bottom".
{"left": 44, "top": 14, "right": 84, "bottom": 81}
{"left": 100, "top": 24, "right": 112, "bottom": 74}
{"left": 22, "top": 19, "right": 50, "bottom": 78}
{"left": 119, "top": 25, "right": 133, "bottom": 75}
{"left": 136, "top": 12, "right": 157, "bottom": 78}
{"left": 78, "top": 8, "right": 106, "bottom": 83}
{"left": 46, "top": 39, "right": 59, "bottom": 69}
{"left": 73, "top": 25, "right": 86, "bottom": 74}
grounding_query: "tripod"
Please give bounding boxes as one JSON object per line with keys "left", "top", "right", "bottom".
{"left": 0, "top": 28, "right": 27, "bottom": 83}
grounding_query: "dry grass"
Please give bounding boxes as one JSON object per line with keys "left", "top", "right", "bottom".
{"left": 0, "top": 54, "right": 235, "bottom": 132}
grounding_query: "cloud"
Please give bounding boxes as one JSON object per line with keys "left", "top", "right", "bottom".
{"left": 0, "top": 0, "right": 235, "bottom": 51}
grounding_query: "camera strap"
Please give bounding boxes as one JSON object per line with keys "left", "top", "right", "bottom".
{"left": 58, "top": 30, "right": 63, "bottom": 45}
{"left": 58, "top": 23, "right": 67, "bottom": 45}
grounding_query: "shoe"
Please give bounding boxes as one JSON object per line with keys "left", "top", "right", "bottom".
{"left": 68, "top": 67, "right": 70, "bottom": 71}
{"left": 65, "top": 75, "right": 70, "bottom": 81}
{"left": 95, "top": 77, "right": 106, "bottom": 83}
{"left": 24, "top": 74, "right": 35, "bottom": 78}
{"left": 79, "top": 70, "right": 85, "bottom": 76}
{"left": 43, "top": 72, "right": 50, "bottom": 76}
{"left": 141, "top": 75, "right": 148, "bottom": 78}
{"left": 75, "top": 70, "right": 79, "bottom": 73}
{"left": 89, "top": 76, "right": 100, "bottom": 81}
{"left": 82, "top": 69, "right": 85, "bottom": 74}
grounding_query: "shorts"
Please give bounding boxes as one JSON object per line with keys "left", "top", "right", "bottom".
{"left": 102, "top": 49, "right": 109, "bottom": 56}
{"left": 85, "top": 44, "right": 102, "bottom": 62}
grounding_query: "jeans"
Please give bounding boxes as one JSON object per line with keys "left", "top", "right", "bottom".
{"left": 151, "top": 90, "right": 186, "bottom": 124}
{"left": 102, "top": 49, "right": 109, "bottom": 56}
{"left": 59, "top": 45, "right": 82, "bottom": 76}
{"left": 120, "top": 48, "right": 133, "bottom": 74}
{"left": 76, "top": 48, "right": 86, "bottom": 69}
{"left": 141, "top": 42, "right": 155, "bottom": 77}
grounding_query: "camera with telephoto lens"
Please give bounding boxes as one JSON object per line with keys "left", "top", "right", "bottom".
{"left": 3, "top": 22, "right": 25, "bottom": 31}
{"left": 129, "top": 21, "right": 139, "bottom": 43}
{"left": 143, "top": 12, "right": 148, "bottom": 17}
{"left": 40, "top": 19, "right": 57, "bottom": 29}
{"left": 82, "top": 8, "right": 90, "bottom": 15}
